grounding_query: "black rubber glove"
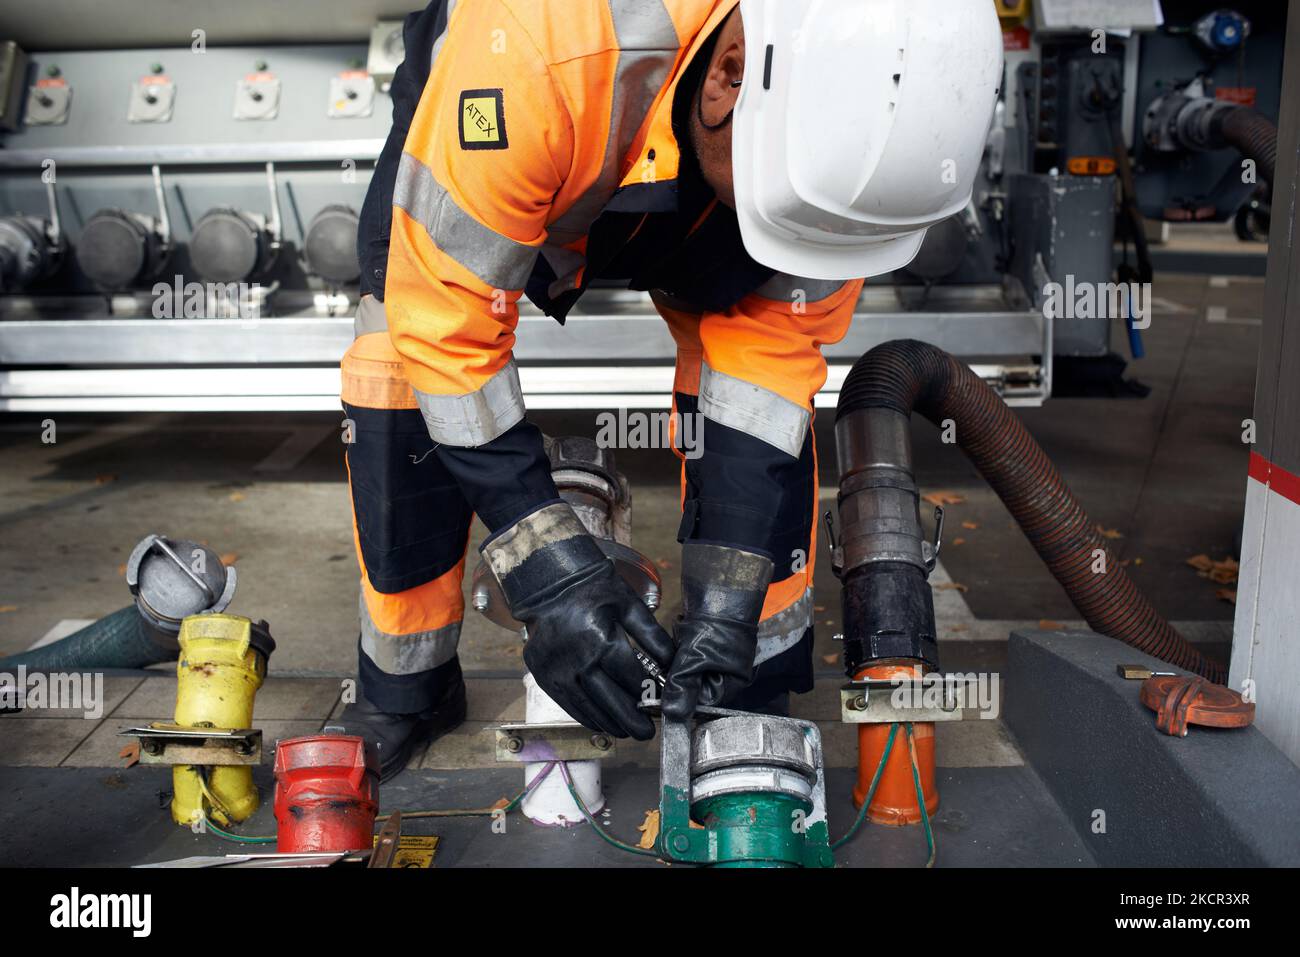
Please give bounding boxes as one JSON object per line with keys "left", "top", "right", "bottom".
{"left": 663, "top": 542, "right": 774, "bottom": 720}
{"left": 484, "top": 502, "right": 674, "bottom": 740}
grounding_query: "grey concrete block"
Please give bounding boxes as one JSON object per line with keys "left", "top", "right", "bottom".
{"left": 1004, "top": 629, "right": 1300, "bottom": 866}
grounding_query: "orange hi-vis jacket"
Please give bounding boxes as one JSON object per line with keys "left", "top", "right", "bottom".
{"left": 345, "top": 0, "right": 864, "bottom": 677}
{"left": 375, "top": 0, "right": 862, "bottom": 451}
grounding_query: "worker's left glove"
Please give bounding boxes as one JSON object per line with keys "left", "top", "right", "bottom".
{"left": 484, "top": 501, "right": 675, "bottom": 740}
{"left": 663, "top": 542, "right": 774, "bottom": 720}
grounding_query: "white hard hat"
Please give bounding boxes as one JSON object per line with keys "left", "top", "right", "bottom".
{"left": 733, "top": 0, "right": 1005, "bottom": 281}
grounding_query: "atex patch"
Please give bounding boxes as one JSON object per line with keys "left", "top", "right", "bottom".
{"left": 459, "top": 88, "right": 507, "bottom": 149}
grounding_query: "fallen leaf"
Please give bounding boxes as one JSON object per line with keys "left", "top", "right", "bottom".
{"left": 1039, "top": 619, "right": 1064, "bottom": 630}
{"left": 922, "top": 491, "right": 965, "bottom": 507}
{"left": 952, "top": 537, "right": 966, "bottom": 546}
{"left": 1186, "top": 554, "right": 1238, "bottom": 585}
{"left": 814, "top": 605, "right": 826, "bottom": 613}
{"left": 1208, "top": 558, "right": 1239, "bottom": 585}
{"left": 654, "top": 558, "right": 672, "bottom": 570}
{"left": 119, "top": 741, "right": 140, "bottom": 768}
{"left": 94, "top": 474, "right": 117, "bottom": 485}
{"left": 0, "top": 605, "right": 16, "bottom": 613}
{"left": 933, "top": 581, "right": 968, "bottom": 593}
{"left": 961, "top": 521, "right": 979, "bottom": 530}
{"left": 117, "top": 564, "right": 127, "bottom": 577}
{"left": 228, "top": 491, "right": 246, "bottom": 502}
{"left": 1134, "top": 557, "right": 1144, "bottom": 566}
{"left": 638, "top": 809, "right": 661, "bottom": 849}
{"left": 218, "top": 552, "right": 239, "bottom": 566}
{"left": 948, "top": 624, "right": 967, "bottom": 633}
{"left": 490, "top": 796, "right": 511, "bottom": 811}
{"left": 1095, "top": 525, "right": 1124, "bottom": 539}
{"left": 1216, "top": 589, "right": 1237, "bottom": 604}
{"left": 821, "top": 653, "right": 839, "bottom": 665}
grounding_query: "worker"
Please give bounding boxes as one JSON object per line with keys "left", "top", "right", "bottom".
{"left": 335, "top": 0, "right": 1003, "bottom": 780}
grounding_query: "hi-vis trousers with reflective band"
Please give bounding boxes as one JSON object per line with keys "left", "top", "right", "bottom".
{"left": 658, "top": 294, "right": 832, "bottom": 709}
{"left": 342, "top": 296, "right": 470, "bottom": 713}
{"left": 341, "top": 295, "right": 830, "bottom": 713}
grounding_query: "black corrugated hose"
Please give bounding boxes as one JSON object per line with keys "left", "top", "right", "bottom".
{"left": 1214, "top": 106, "right": 1278, "bottom": 191}
{"left": 837, "top": 339, "right": 1227, "bottom": 683}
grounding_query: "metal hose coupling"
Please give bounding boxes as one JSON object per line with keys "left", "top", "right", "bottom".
{"left": 832, "top": 406, "right": 942, "bottom": 673}
{"left": 1144, "top": 84, "right": 1279, "bottom": 189}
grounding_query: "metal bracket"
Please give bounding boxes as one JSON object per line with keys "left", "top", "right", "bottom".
{"left": 368, "top": 811, "right": 402, "bottom": 869}
{"left": 840, "top": 679, "right": 966, "bottom": 724}
{"left": 492, "top": 722, "right": 616, "bottom": 763}
{"left": 120, "top": 724, "right": 262, "bottom": 765}
{"left": 823, "top": 510, "right": 845, "bottom": 579}
{"left": 921, "top": 505, "right": 944, "bottom": 572}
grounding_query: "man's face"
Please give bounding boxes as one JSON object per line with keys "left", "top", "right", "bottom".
{"left": 691, "top": 9, "right": 745, "bottom": 208}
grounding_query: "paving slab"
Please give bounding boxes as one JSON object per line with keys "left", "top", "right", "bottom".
{"left": 0, "top": 717, "right": 98, "bottom": 766}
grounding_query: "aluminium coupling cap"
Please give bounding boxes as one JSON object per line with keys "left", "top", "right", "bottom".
{"left": 125, "top": 533, "right": 237, "bottom": 636}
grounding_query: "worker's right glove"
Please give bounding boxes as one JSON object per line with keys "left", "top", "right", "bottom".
{"left": 484, "top": 502, "right": 675, "bottom": 740}
{"left": 663, "top": 542, "right": 774, "bottom": 720}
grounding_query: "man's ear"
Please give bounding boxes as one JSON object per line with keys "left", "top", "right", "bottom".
{"left": 700, "top": 32, "right": 745, "bottom": 126}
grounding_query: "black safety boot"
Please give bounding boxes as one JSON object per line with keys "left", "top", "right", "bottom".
{"left": 330, "top": 677, "right": 467, "bottom": 783}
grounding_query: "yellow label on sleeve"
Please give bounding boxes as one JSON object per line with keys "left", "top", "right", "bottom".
{"left": 459, "top": 89, "right": 507, "bottom": 150}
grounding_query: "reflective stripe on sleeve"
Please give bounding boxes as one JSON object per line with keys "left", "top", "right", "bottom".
{"left": 414, "top": 359, "right": 526, "bottom": 447}
{"left": 393, "top": 151, "right": 538, "bottom": 291}
{"left": 546, "top": 0, "right": 679, "bottom": 242}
